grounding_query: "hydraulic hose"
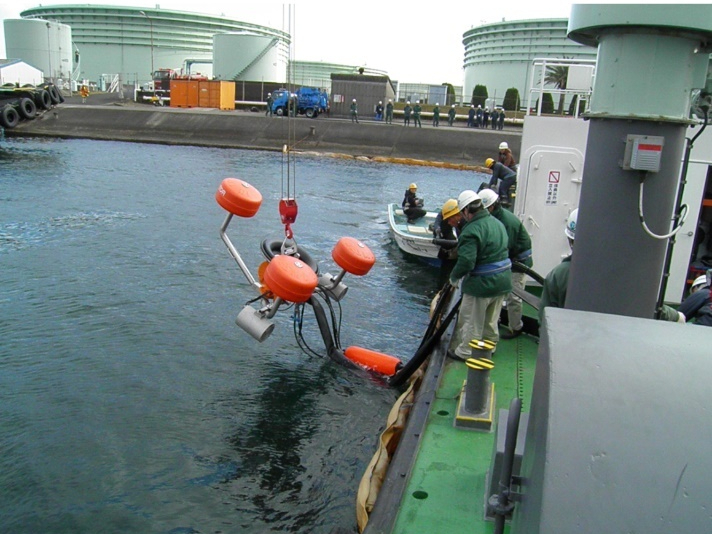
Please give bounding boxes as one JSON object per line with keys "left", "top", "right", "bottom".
{"left": 388, "top": 293, "right": 462, "bottom": 388}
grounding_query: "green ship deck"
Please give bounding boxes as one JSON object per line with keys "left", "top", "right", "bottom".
{"left": 363, "top": 302, "right": 539, "bottom": 534}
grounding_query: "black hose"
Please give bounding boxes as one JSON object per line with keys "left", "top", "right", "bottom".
{"left": 492, "top": 397, "right": 522, "bottom": 534}
{"left": 388, "top": 295, "right": 462, "bottom": 388}
{"left": 512, "top": 261, "right": 545, "bottom": 285}
{"left": 308, "top": 295, "right": 359, "bottom": 371}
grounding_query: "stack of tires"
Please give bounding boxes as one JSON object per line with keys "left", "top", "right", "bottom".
{"left": 0, "top": 83, "right": 64, "bottom": 130}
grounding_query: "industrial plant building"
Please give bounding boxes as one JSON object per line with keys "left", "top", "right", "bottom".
{"left": 4, "top": 6, "right": 601, "bottom": 108}
{"left": 462, "top": 18, "right": 598, "bottom": 108}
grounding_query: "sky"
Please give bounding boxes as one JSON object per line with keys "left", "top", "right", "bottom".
{"left": 0, "top": 0, "right": 580, "bottom": 84}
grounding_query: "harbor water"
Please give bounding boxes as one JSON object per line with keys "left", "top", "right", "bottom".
{"left": 0, "top": 136, "right": 487, "bottom": 533}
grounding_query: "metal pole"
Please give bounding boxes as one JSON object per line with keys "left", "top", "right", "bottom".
{"left": 139, "top": 12, "right": 154, "bottom": 77}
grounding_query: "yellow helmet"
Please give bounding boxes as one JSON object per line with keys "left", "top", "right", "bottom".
{"left": 441, "top": 199, "right": 459, "bottom": 219}
{"left": 485, "top": 158, "right": 495, "bottom": 168}
{"left": 409, "top": 183, "right": 417, "bottom": 190}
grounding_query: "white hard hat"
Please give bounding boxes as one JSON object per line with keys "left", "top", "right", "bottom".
{"left": 565, "top": 209, "right": 579, "bottom": 240}
{"left": 479, "top": 189, "right": 499, "bottom": 209}
{"left": 353, "top": 98, "right": 356, "bottom": 102}
{"left": 499, "top": 142, "right": 509, "bottom": 150}
{"left": 379, "top": 101, "right": 382, "bottom": 104}
{"left": 690, "top": 273, "right": 710, "bottom": 293}
{"left": 436, "top": 102, "right": 439, "bottom": 106}
{"left": 407, "top": 101, "right": 411, "bottom": 104}
{"left": 457, "top": 190, "right": 481, "bottom": 212}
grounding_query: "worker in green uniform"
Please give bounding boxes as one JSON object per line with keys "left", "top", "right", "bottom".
{"left": 448, "top": 104, "right": 456, "bottom": 126}
{"left": 350, "top": 99, "right": 359, "bottom": 123}
{"left": 385, "top": 99, "right": 394, "bottom": 124}
{"left": 479, "top": 189, "right": 532, "bottom": 338}
{"left": 539, "top": 209, "right": 576, "bottom": 324}
{"left": 432, "top": 103, "right": 440, "bottom": 127}
{"left": 448, "top": 190, "right": 512, "bottom": 359}
{"left": 413, "top": 100, "right": 422, "bottom": 128}
{"left": 403, "top": 101, "right": 412, "bottom": 126}
{"left": 266, "top": 92, "right": 273, "bottom": 117}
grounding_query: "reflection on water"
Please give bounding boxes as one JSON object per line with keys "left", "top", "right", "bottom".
{"left": 0, "top": 136, "right": 488, "bottom": 533}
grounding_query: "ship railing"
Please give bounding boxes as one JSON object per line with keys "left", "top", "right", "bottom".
{"left": 526, "top": 57, "right": 596, "bottom": 118}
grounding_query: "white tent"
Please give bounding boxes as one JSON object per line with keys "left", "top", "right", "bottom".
{"left": 0, "top": 59, "right": 44, "bottom": 86}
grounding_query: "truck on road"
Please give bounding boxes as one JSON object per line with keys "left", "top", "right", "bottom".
{"left": 271, "top": 87, "right": 328, "bottom": 118}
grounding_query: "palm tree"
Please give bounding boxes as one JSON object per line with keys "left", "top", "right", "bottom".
{"left": 544, "top": 63, "right": 569, "bottom": 115}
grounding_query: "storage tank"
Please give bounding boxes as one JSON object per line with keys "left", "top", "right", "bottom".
{"left": 4, "top": 19, "right": 73, "bottom": 84}
{"left": 213, "top": 32, "right": 288, "bottom": 82}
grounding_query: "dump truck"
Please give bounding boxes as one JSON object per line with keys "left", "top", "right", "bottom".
{"left": 271, "top": 87, "right": 328, "bottom": 118}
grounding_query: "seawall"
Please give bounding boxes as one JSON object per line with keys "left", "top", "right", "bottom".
{"left": 5, "top": 101, "right": 522, "bottom": 169}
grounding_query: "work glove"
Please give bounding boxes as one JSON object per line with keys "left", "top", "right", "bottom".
{"left": 677, "top": 311, "right": 686, "bottom": 324}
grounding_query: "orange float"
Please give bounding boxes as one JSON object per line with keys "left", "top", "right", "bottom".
{"left": 262, "top": 255, "right": 318, "bottom": 303}
{"left": 215, "top": 178, "right": 262, "bottom": 218}
{"left": 344, "top": 346, "right": 402, "bottom": 376}
{"left": 332, "top": 237, "right": 375, "bottom": 276}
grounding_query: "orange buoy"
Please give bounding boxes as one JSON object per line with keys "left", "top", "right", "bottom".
{"left": 262, "top": 254, "right": 318, "bottom": 303}
{"left": 344, "top": 346, "right": 402, "bottom": 376}
{"left": 215, "top": 178, "right": 262, "bottom": 218}
{"left": 332, "top": 237, "right": 375, "bottom": 276}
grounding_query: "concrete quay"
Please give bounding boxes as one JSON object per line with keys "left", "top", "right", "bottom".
{"left": 5, "top": 97, "right": 522, "bottom": 170}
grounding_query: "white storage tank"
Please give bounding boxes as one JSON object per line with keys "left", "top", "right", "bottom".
{"left": 4, "top": 19, "right": 73, "bottom": 84}
{"left": 213, "top": 32, "right": 288, "bottom": 82}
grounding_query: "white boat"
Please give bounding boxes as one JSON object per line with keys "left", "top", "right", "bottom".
{"left": 387, "top": 203, "right": 456, "bottom": 265}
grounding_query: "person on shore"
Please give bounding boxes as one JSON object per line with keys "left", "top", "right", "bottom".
{"left": 413, "top": 101, "right": 422, "bottom": 128}
{"left": 385, "top": 99, "right": 394, "bottom": 124}
{"left": 476, "top": 105, "right": 483, "bottom": 128}
{"left": 80, "top": 85, "right": 89, "bottom": 104}
{"left": 350, "top": 99, "right": 359, "bottom": 123}
{"left": 485, "top": 158, "right": 517, "bottom": 205}
{"left": 483, "top": 107, "right": 490, "bottom": 128}
{"left": 498, "top": 142, "right": 517, "bottom": 171}
{"left": 498, "top": 109, "right": 506, "bottom": 130}
{"left": 468, "top": 105, "right": 475, "bottom": 128}
{"left": 478, "top": 189, "right": 532, "bottom": 339}
{"left": 448, "top": 190, "right": 512, "bottom": 359}
{"left": 402, "top": 183, "right": 426, "bottom": 223}
{"left": 491, "top": 108, "right": 499, "bottom": 129}
{"left": 375, "top": 101, "right": 384, "bottom": 121}
{"left": 403, "top": 101, "right": 412, "bottom": 126}
{"left": 448, "top": 105, "right": 456, "bottom": 126}
{"left": 432, "top": 103, "right": 440, "bottom": 127}
{"left": 265, "top": 92, "right": 273, "bottom": 117}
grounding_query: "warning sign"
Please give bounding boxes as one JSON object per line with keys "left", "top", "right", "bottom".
{"left": 546, "top": 183, "right": 559, "bottom": 205}
{"left": 548, "top": 171, "right": 560, "bottom": 183}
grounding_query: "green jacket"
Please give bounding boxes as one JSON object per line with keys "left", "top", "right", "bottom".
{"left": 491, "top": 204, "right": 533, "bottom": 268}
{"left": 413, "top": 104, "right": 422, "bottom": 116}
{"left": 539, "top": 255, "right": 571, "bottom": 322}
{"left": 450, "top": 209, "right": 512, "bottom": 298}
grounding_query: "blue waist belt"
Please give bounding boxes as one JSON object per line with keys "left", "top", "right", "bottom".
{"left": 513, "top": 249, "right": 532, "bottom": 262}
{"left": 471, "top": 258, "right": 512, "bottom": 276}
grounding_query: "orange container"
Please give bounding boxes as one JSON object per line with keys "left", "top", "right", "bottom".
{"left": 344, "top": 346, "right": 402, "bottom": 376}
{"left": 263, "top": 255, "right": 318, "bottom": 303}
{"left": 332, "top": 237, "right": 375, "bottom": 276}
{"left": 197, "top": 80, "right": 235, "bottom": 110}
{"left": 169, "top": 80, "right": 200, "bottom": 108}
{"left": 215, "top": 178, "right": 262, "bottom": 217}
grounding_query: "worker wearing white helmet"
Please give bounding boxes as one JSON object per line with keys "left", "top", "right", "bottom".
{"left": 403, "top": 101, "right": 412, "bottom": 126}
{"left": 385, "top": 99, "right": 394, "bottom": 124}
{"left": 266, "top": 92, "right": 274, "bottom": 117}
{"left": 448, "top": 104, "right": 457, "bottom": 126}
{"left": 539, "top": 209, "right": 578, "bottom": 325}
{"left": 350, "top": 99, "right": 359, "bottom": 123}
{"left": 497, "top": 142, "right": 517, "bottom": 170}
{"left": 448, "top": 190, "right": 512, "bottom": 360}
{"left": 678, "top": 269, "right": 712, "bottom": 327}
{"left": 479, "top": 189, "right": 533, "bottom": 338}
{"left": 375, "top": 100, "right": 384, "bottom": 121}
{"left": 433, "top": 102, "right": 440, "bottom": 127}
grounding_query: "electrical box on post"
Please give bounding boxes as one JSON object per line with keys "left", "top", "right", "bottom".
{"left": 621, "top": 135, "right": 665, "bottom": 172}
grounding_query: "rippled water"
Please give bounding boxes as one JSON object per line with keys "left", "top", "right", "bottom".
{"left": 0, "top": 136, "right": 487, "bottom": 533}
